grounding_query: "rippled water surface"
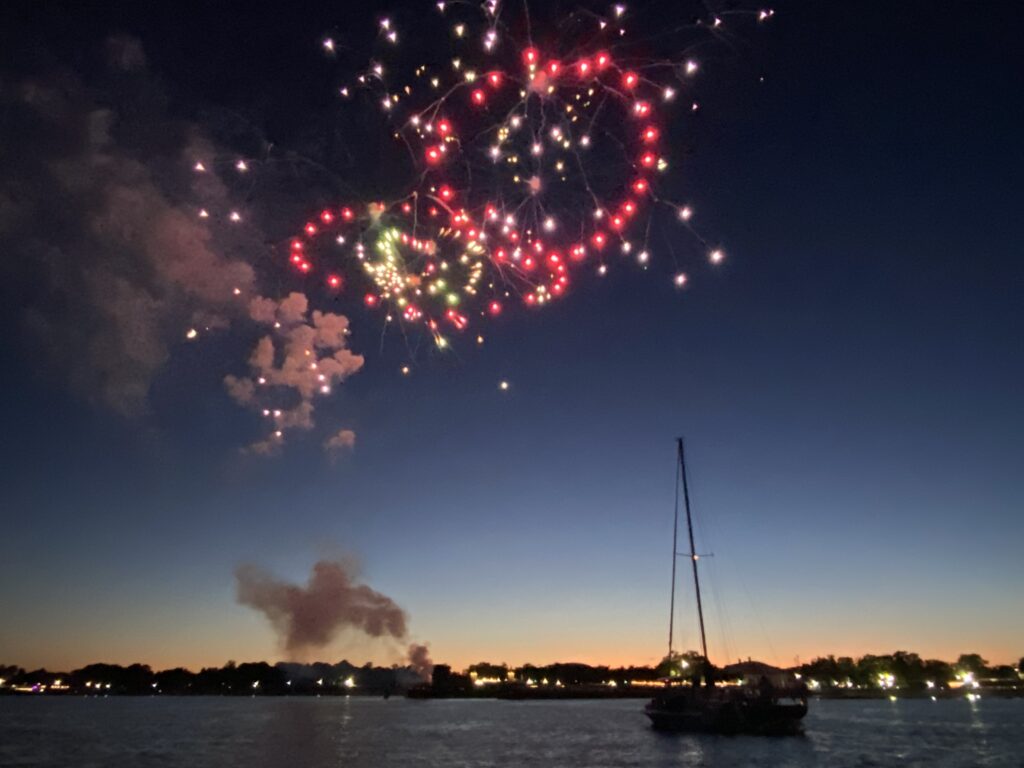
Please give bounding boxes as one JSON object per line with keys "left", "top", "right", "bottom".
{"left": 1, "top": 696, "right": 1020, "bottom": 767}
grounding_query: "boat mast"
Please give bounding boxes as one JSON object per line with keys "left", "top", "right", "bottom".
{"left": 678, "top": 437, "right": 709, "bottom": 661}
{"left": 667, "top": 442, "right": 681, "bottom": 662}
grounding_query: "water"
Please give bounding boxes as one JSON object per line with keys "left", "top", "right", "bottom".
{"left": 0, "top": 697, "right": 1020, "bottom": 767}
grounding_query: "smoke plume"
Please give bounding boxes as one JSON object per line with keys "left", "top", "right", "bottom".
{"left": 324, "top": 429, "right": 357, "bottom": 454}
{"left": 407, "top": 643, "right": 435, "bottom": 680}
{"left": 0, "top": 39, "right": 365, "bottom": 455}
{"left": 0, "top": 37, "right": 259, "bottom": 415}
{"left": 236, "top": 560, "right": 432, "bottom": 676}
{"left": 224, "top": 293, "right": 363, "bottom": 455}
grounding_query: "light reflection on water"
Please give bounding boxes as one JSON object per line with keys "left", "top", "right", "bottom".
{"left": 0, "top": 696, "right": 1020, "bottom": 767}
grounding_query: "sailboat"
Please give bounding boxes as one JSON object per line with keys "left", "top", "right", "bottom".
{"left": 644, "top": 439, "right": 808, "bottom": 735}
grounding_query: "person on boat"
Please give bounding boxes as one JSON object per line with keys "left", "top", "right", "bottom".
{"left": 758, "top": 674, "right": 774, "bottom": 703}
{"left": 687, "top": 657, "right": 715, "bottom": 689}
{"left": 795, "top": 678, "right": 809, "bottom": 700}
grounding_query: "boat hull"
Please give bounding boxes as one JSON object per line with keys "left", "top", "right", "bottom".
{"left": 645, "top": 692, "right": 807, "bottom": 736}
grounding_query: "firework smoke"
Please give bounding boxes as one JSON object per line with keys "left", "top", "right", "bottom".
{"left": 236, "top": 559, "right": 432, "bottom": 675}
{"left": 406, "top": 643, "right": 434, "bottom": 680}
{"left": 0, "top": 36, "right": 259, "bottom": 415}
{"left": 224, "top": 293, "right": 363, "bottom": 454}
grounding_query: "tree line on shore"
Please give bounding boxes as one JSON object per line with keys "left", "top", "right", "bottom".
{"left": 1, "top": 652, "right": 1021, "bottom": 696}
{"left": 467, "top": 651, "right": 1023, "bottom": 691}
{"left": 795, "top": 652, "right": 1021, "bottom": 690}
{"left": 0, "top": 660, "right": 422, "bottom": 696}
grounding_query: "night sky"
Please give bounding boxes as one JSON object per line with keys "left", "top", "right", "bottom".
{"left": 1, "top": 1, "right": 1021, "bottom": 672}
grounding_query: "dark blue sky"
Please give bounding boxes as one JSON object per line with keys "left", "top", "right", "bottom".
{"left": 1, "top": 1, "right": 1021, "bottom": 670}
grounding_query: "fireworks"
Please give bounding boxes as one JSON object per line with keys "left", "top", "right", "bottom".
{"left": 185, "top": 1, "right": 772, "bottom": 449}
{"left": 267, "top": 3, "right": 769, "bottom": 350}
